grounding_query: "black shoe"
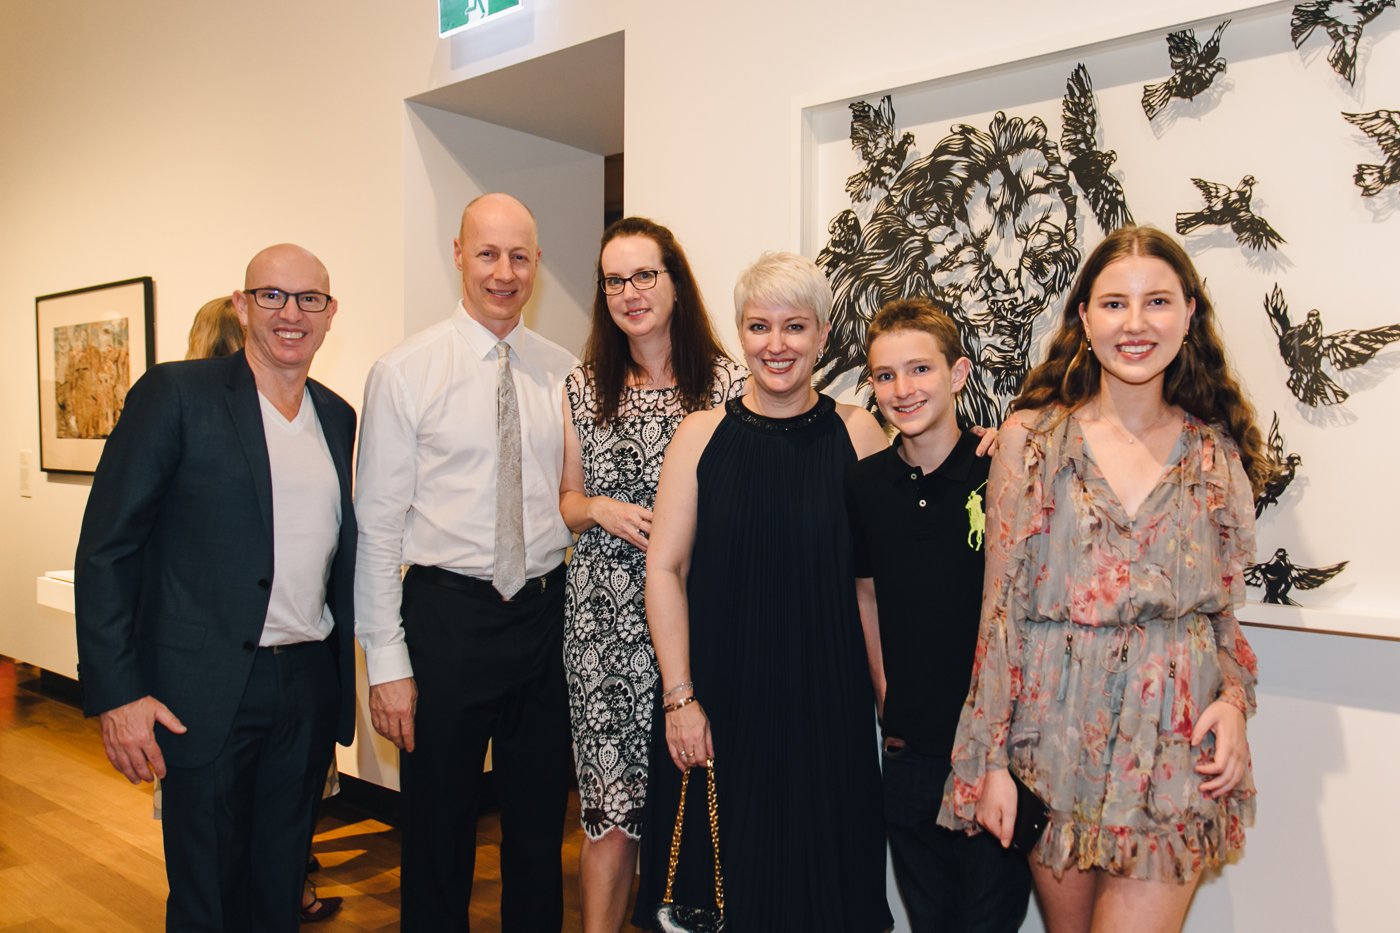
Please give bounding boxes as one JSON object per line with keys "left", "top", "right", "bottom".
{"left": 301, "top": 895, "right": 342, "bottom": 923}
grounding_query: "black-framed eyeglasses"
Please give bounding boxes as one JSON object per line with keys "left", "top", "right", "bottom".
{"left": 245, "top": 288, "right": 334, "bottom": 313}
{"left": 599, "top": 269, "right": 668, "bottom": 296}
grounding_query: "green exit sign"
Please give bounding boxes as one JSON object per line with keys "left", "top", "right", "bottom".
{"left": 440, "top": 0, "right": 522, "bottom": 37}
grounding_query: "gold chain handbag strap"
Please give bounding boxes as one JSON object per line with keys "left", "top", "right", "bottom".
{"left": 660, "top": 758, "right": 725, "bottom": 914}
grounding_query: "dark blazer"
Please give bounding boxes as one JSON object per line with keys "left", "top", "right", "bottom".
{"left": 75, "top": 350, "right": 357, "bottom": 769}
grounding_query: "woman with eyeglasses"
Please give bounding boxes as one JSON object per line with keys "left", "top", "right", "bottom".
{"left": 559, "top": 216, "right": 746, "bottom": 932}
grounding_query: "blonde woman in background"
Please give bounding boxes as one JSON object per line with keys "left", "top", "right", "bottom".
{"left": 185, "top": 296, "right": 244, "bottom": 359}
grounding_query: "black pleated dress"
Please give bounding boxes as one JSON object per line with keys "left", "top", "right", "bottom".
{"left": 634, "top": 395, "right": 892, "bottom": 932}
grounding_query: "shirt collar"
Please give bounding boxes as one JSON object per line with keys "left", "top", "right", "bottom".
{"left": 451, "top": 301, "right": 528, "bottom": 362}
{"left": 885, "top": 429, "right": 980, "bottom": 485}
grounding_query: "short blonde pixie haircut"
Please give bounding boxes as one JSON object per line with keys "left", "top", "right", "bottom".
{"left": 733, "top": 251, "right": 833, "bottom": 328}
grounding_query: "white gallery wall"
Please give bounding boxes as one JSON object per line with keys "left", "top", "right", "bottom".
{"left": 2, "top": 2, "right": 1395, "bottom": 930}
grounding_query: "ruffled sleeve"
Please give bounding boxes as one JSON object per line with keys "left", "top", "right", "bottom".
{"left": 1202, "top": 428, "right": 1260, "bottom": 718}
{"left": 939, "top": 408, "right": 1057, "bottom": 829}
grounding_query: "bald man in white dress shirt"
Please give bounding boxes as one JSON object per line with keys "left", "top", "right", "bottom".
{"left": 355, "top": 194, "right": 577, "bottom": 931}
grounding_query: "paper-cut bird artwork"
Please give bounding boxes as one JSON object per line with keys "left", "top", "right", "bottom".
{"left": 1264, "top": 284, "right": 1400, "bottom": 406}
{"left": 1342, "top": 109, "right": 1400, "bottom": 195}
{"left": 1176, "top": 175, "right": 1285, "bottom": 251}
{"left": 816, "top": 209, "right": 862, "bottom": 271}
{"left": 1255, "top": 413, "right": 1302, "bottom": 517}
{"left": 1062, "top": 64, "right": 1133, "bottom": 234}
{"left": 1141, "top": 20, "right": 1230, "bottom": 120}
{"left": 845, "top": 96, "right": 916, "bottom": 203}
{"left": 1291, "top": 1, "right": 1395, "bottom": 86}
{"left": 1245, "top": 548, "right": 1348, "bottom": 605}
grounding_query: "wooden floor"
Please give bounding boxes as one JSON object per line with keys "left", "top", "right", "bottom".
{"left": 0, "top": 657, "right": 620, "bottom": 931}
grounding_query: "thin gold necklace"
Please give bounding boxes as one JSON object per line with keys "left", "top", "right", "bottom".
{"left": 1092, "top": 405, "right": 1177, "bottom": 446}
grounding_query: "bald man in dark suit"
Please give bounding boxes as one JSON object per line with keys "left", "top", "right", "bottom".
{"left": 75, "top": 244, "right": 357, "bottom": 931}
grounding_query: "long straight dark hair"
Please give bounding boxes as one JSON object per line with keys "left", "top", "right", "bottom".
{"left": 1013, "top": 225, "right": 1269, "bottom": 494}
{"left": 584, "top": 216, "right": 732, "bottom": 425}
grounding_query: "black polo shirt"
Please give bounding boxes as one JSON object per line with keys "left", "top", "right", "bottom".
{"left": 844, "top": 430, "right": 990, "bottom": 756}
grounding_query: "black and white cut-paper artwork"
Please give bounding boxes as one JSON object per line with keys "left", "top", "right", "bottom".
{"left": 1342, "top": 109, "right": 1400, "bottom": 194}
{"left": 1142, "top": 20, "right": 1231, "bottom": 120}
{"left": 1256, "top": 413, "right": 1303, "bottom": 517}
{"left": 1176, "top": 175, "right": 1286, "bottom": 251}
{"left": 1291, "top": 1, "right": 1395, "bottom": 85}
{"left": 804, "top": 3, "right": 1400, "bottom": 625}
{"left": 844, "top": 96, "right": 917, "bottom": 204}
{"left": 1264, "top": 283, "right": 1400, "bottom": 406}
{"left": 1063, "top": 64, "right": 1134, "bottom": 234}
{"left": 1245, "top": 548, "right": 1349, "bottom": 605}
{"left": 817, "top": 101, "right": 1080, "bottom": 428}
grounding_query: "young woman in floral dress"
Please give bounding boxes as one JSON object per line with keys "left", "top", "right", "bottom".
{"left": 940, "top": 226, "right": 1269, "bottom": 933}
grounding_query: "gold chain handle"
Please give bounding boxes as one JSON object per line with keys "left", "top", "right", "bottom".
{"left": 705, "top": 759, "right": 724, "bottom": 912}
{"left": 660, "top": 759, "right": 725, "bottom": 915}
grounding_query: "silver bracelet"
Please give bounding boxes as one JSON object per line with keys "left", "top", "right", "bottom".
{"left": 662, "top": 680, "right": 694, "bottom": 700}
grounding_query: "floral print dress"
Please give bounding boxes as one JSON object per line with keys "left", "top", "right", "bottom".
{"left": 939, "top": 406, "right": 1258, "bottom": 883}
{"left": 563, "top": 359, "right": 746, "bottom": 839}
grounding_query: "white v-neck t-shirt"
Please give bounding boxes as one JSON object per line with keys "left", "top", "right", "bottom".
{"left": 257, "top": 387, "right": 341, "bottom": 647}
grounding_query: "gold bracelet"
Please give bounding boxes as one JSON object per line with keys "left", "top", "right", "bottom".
{"left": 663, "top": 695, "right": 696, "bottom": 714}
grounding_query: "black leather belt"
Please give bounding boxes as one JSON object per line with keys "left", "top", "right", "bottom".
{"left": 408, "top": 563, "right": 565, "bottom": 602}
{"left": 266, "top": 638, "right": 330, "bottom": 654}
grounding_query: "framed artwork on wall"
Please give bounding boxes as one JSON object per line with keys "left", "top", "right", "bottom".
{"left": 35, "top": 276, "right": 155, "bottom": 474}
{"left": 797, "top": 0, "right": 1400, "bottom": 637}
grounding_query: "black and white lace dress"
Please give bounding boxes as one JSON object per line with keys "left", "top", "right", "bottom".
{"left": 563, "top": 359, "right": 746, "bottom": 838}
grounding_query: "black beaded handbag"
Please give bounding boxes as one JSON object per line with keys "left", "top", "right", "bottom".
{"left": 654, "top": 759, "right": 726, "bottom": 933}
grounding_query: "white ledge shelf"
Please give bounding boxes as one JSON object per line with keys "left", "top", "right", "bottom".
{"left": 1239, "top": 601, "right": 1399, "bottom": 642}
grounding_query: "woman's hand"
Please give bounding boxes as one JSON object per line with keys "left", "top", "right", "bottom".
{"left": 975, "top": 768, "right": 1019, "bottom": 848}
{"left": 1193, "top": 699, "right": 1249, "bottom": 798}
{"left": 590, "top": 497, "right": 653, "bottom": 551}
{"left": 664, "top": 700, "right": 714, "bottom": 771}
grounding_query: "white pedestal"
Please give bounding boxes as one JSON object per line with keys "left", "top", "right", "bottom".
{"left": 28, "top": 572, "right": 78, "bottom": 679}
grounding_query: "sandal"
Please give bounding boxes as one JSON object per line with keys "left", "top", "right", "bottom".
{"left": 300, "top": 883, "right": 342, "bottom": 924}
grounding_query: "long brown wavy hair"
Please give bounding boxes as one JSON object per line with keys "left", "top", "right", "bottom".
{"left": 584, "top": 216, "right": 732, "bottom": 425}
{"left": 1012, "top": 225, "right": 1269, "bottom": 494}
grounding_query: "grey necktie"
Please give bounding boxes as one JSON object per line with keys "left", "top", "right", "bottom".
{"left": 493, "top": 342, "right": 526, "bottom": 598}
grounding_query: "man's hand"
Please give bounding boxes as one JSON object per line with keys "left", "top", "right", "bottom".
{"left": 370, "top": 677, "right": 418, "bottom": 752}
{"left": 99, "top": 695, "right": 187, "bottom": 784}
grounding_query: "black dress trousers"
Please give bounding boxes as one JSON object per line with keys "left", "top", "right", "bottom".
{"left": 398, "top": 566, "right": 571, "bottom": 932}
{"left": 160, "top": 640, "right": 338, "bottom": 932}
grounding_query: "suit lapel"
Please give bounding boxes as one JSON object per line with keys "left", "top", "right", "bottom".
{"left": 225, "top": 351, "right": 274, "bottom": 535}
{"left": 307, "top": 379, "right": 353, "bottom": 499}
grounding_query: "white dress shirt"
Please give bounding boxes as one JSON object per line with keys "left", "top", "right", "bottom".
{"left": 257, "top": 387, "right": 340, "bottom": 647}
{"left": 354, "top": 304, "right": 577, "bottom": 686}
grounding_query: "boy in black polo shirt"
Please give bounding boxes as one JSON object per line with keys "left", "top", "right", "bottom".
{"left": 846, "top": 299, "right": 1031, "bottom": 933}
